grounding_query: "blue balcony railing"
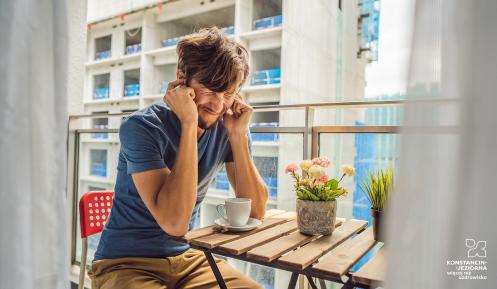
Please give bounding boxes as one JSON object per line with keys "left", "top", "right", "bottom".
{"left": 90, "top": 162, "right": 107, "bottom": 177}
{"left": 92, "top": 125, "right": 109, "bottom": 139}
{"left": 125, "top": 43, "right": 142, "bottom": 54}
{"left": 251, "top": 123, "right": 279, "bottom": 142}
{"left": 215, "top": 172, "right": 230, "bottom": 191}
{"left": 94, "top": 87, "right": 109, "bottom": 100}
{"left": 161, "top": 37, "right": 182, "bottom": 48}
{"left": 124, "top": 84, "right": 140, "bottom": 97}
{"left": 251, "top": 68, "right": 281, "bottom": 85}
{"left": 254, "top": 15, "right": 282, "bottom": 30}
{"left": 95, "top": 50, "right": 111, "bottom": 60}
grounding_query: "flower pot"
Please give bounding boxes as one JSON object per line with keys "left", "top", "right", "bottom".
{"left": 296, "top": 199, "right": 337, "bottom": 235}
{"left": 370, "top": 208, "right": 384, "bottom": 242}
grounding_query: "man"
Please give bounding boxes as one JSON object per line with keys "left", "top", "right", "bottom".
{"left": 89, "top": 27, "right": 268, "bottom": 289}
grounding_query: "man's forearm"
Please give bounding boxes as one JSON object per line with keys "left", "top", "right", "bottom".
{"left": 156, "top": 123, "right": 198, "bottom": 232}
{"left": 229, "top": 132, "right": 268, "bottom": 219}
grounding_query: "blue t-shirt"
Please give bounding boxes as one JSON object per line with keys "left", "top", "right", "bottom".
{"left": 94, "top": 102, "right": 249, "bottom": 260}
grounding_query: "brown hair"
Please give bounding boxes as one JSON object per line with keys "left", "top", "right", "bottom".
{"left": 177, "top": 27, "right": 249, "bottom": 92}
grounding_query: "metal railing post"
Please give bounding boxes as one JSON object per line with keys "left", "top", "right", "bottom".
{"left": 78, "top": 238, "right": 88, "bottom": 289}
{"left": 71, "top": 131, "right": 81, "bottom": 264}
{"left": 303, "top": 106, "right": 315, "bottom": 160}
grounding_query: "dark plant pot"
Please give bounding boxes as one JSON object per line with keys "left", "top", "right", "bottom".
{"left": 370, "top": 208, "right": 384, "bottom": 242}
{"left": 296, "top": 199, "right": 337, "bottom": 236}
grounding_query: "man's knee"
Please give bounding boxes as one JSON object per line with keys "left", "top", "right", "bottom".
{"left": 217, "top": 262, "right": 263, "bottom": 289}
{"left": 92, "top": 271, "right": 166, "bottom": 289}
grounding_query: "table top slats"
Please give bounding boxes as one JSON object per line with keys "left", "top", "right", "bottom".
{"left": 335, "top": 217, "right": 346, "bottom": 227}
{"left": 262, "top": 209, "right": 287, "bottom": 218}
{"left": 352, "top": 246, "right": 386, "bottom": 287}
{"left": 246, "top": 231, "right": 315, "bottom": 262}
{"left": 218, "top": 220, "right": 299, "bottom": 255}
{"left": 277, "top": 219, "right": 368, "bottom": 269}
{"left": 190, "top": 212, "right": 296, "bottom": 249}
{"left": 176, "top": 225, "right": 218, "bottom": 243}
{"left": 177, "top": 209, "right": 287, "bottom": 243}
{"left": 309, "top": 227, "right": 376, "bottom": 278}
{"left": 245, "top": 218, "right": 346, "bottom": 262}
{"left": 176, "top": 211, "right": 386, "bottom": 287}
{"left": 266, "top": 211, "right": 298, "bottom": 220}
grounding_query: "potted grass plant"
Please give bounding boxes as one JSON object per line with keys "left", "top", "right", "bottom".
{"left": 285, "top": 157, "right": 355, "bottom": 235}
{"left": 361, "top": 167, "right": 394, "bottom": 242}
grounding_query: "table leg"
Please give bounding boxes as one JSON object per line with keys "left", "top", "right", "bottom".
{"left": 341, "top": 280, "right": 355, "bottom": 289}
{"left": 202, "top": 250, "right": 228, "bottom": 289}
{"left": 287, "top": 273, "right": 299, "bottom": 289}
{"left": 318, "top": 278, "right": 327, "bottom": 289}
{"left": 306, "top": 276, "right": 318, "bottom": 289}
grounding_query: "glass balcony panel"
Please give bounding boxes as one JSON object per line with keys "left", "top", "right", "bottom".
{"left": 318, "top": 132, "right": 399, "bottom": 272}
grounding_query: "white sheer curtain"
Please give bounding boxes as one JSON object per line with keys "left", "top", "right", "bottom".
{"left": 386, "top": 0, "right": 497, "bottom": 288}
{"left": 0, "top": 1, "right": 69, "bottom": 289}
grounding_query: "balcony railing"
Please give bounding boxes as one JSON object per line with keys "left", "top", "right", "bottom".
{"left": 67, "top": 100, "right": 404, "bottom": 287}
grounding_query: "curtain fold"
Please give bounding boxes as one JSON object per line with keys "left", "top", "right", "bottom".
{"left": 0, "top": 0, "right": 69, "bottom": 288}
{"left": 386, "top": 0, "right": 497, "bottom": 288}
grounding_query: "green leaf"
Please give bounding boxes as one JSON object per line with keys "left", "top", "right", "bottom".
{"left": 296, "top": 190, "right": 304, "bottom": 199}
{"left": 302, "top": 188, "right": 320, "bottom": 201}
{"left": 325, "top": 179, "right": 339, "bottom": 190}
{"left": 360, "top": 167, "right": 395, "bottom": 210}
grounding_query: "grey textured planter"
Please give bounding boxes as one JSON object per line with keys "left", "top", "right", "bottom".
{"left": 371, "top": 208, "right": 384, "bottom": 242}
{"left": 296, "top": 199, "right": 337, "bottom": 236}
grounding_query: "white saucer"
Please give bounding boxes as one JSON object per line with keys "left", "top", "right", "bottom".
{"left": 214, "top": 217, "right": 262, "bottom": 232}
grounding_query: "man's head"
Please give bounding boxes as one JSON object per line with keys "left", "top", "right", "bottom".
{"left": 176, "top": 27, "right": 250, "bottom": 129}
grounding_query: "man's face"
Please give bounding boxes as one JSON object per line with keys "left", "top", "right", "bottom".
{"left": 189, "top": 79, "right": 240, "bottom": 129}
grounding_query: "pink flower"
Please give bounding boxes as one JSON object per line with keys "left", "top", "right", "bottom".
{"left": 308, "top": 165, "right": 326, "bottom": 179}
{"left": 299, "top": 160, "right": 313, "bottom": 171}
{"left": 285, "top": 163, "right": 298, "bottom": 174}
{"left": 312, "top": 156, "right": 331, "bottom": 168}
{"left": 316, "top": 174, "right": 329, "bottom": 186}
{"left": 319, "top": 175, "right": 329, "bottom": 183}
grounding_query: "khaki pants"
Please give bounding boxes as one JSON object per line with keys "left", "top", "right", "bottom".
{"left": 89, "top": 248, "right": 262, "bottom": 289}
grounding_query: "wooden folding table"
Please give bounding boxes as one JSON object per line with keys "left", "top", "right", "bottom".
{"left": 175, "top": 209, "right": 385, "bottom": 289}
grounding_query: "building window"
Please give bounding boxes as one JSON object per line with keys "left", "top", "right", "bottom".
{"left": 123, "top": 69, "right": 141, "bottom": 97}
{"left": 90, "top": 149, "right": 107, "bottom": 177}
{"left": 253, "top": 156, "right": 278, "bottom": 199}
{"left": 124, "top": 27, "right": 142, "bottom": 55}
{"left": 93, "top": 73, "right": 110, "bottom": 100}
{"left": 92, "top": 111, "right": 109, "bottom": 139}
{"left": 95, "top": 35, "right": 112, "bottom": 60}
{"left": 253, "top": 0, "right": 282, "bottom": 31}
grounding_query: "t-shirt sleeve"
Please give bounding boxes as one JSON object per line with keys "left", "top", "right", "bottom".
{"left": 225, "top": 128, "right": 253, "bottom": 163}
{"left": 120, "top": 116, "right": 167, "bottom": 174}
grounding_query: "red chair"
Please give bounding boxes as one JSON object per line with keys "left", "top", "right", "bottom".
{"left": 78, "top": 191, "right": 114, "bottom": 289}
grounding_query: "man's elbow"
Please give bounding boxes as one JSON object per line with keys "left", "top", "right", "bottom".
{"left": 159, "top": 219, "right": 190, "bottom": 237}
{"left": 252, "top": 186, "right": 269, "bottom": 219}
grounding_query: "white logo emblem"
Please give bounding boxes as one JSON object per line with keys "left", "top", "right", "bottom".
{"left": 466, "top": 239, "right": 486, "bottom": 258}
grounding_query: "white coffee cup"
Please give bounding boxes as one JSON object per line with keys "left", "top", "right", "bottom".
{"left": 216, "top": 198, "right": 252, "bottom": 227}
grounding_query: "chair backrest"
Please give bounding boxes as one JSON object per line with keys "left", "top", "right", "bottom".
{"left": 79, "top": 191, "right": 114, "bottom": 238}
